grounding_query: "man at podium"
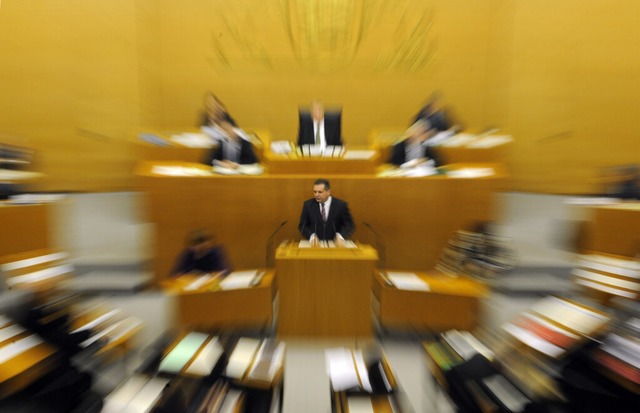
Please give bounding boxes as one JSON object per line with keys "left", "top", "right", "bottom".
{"left": 298, "top": 178, "right": 354, "bottom": 246}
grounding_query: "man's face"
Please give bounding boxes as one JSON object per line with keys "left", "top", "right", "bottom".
{"left": 311, "top": 102, "right": 324, "bottom": 122}
{"left": 313, "top": 184, "right": 330, "bottom": 203}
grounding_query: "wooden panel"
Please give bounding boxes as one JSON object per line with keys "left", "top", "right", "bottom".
{"left": 373, "top": 270, "right": 489, "bottom": 332}
{"left": 275, "top": 244, "right": 377, "bottom": 337}
{"left": 136, "top": 161, "right": 505, "bottom": 285}
{"left": 163, "top": 271, "right": 276, "bottom": 330}
{"left": 584, "top": 204, "right": 640, "bottom": 257}
{"left": 264, "top": 153, "right": 381, "bottom": 175}
{"left": 0, "top": 204, "right": 49, "bottom": 256}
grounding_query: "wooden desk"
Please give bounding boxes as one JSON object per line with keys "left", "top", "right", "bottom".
{"left": 436, "top": 135, "right": 513, "bottom": 165}
{"left": 162, "top": 270, "right": 276, "bottom": 330}
{"left": 276, "top": 243, "right": 378, "bottom": 337}
{"left": 136, "top": 128, "right": 268, "bottom": 163}
{"left": 264, "top": 152, "right": 380, "bottom": 175}
{"left": 584, "top": 203, "right": 640, "bottom": 257}
{"left": 372, "top": 270, "right": 489, "bottom": 332}
{"left": 0, "top": 204, "right": 50, "bottom": 257}
{"left": 0, "top": 321, "right": 59, "bottom": 399}
{"left": 136, "top": 161, "right": 505, "bottom": 285}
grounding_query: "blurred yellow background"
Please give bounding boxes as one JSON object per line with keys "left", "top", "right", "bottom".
{"left": 0, "top": 0, "right": 638, "bottom": 193}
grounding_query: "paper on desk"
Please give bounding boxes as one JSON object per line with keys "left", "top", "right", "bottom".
{"left": 343, "top": 150, "right": 376, "bottom": 160}
{"left": 152, "top": 166, "right": 211, "bottom": 176}
{"left": 212, "top": 164, "right": 263, "bottom": 175}
{"left": 270, "top": 141, "right": 293, "bottom": 154}
{"left": 225, "top": 338, "right": 261, "bottom": 379}
{"left": 170, "top": 133, "right": 214, "bottom": 148}
{"left": 219, "top": 270, "right": 259, "bottom": 290}
{"left": 386, "top": 272, "right": 430, "bottom": 291}
{"left": 183, "top": 274, "right": 216, "bottom": 291}
{"left": 347, "top": 396, "right": 375, "bottom": 413}
{"left": 325, "top": 347, "right": 361, "bottom": 391}
{"left": 439, "top": 133, "right": 477, "bottom": 147}
{"left": 185, "top": 336, "right": 224, "bottom": 376}
{"left": 467, "top": 135, "right": 512, "bottom": 148}
{"left": 503, "top": 323, "right": 565, "bottom": 358}
{"left": 447, "top": 167, "right": 495, "bottom": 178}
{"left": 402, "top": 164, "right": 438, "bottom": 177}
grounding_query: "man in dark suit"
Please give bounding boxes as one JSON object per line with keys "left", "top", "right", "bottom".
{"left": 298, "top": 178, "right": 354, "bottom": 246}
{"left": 297, "top": 101, "right": 343, "bottom": 147}
{"left": 388, "top": 120, "right": 443, "bottom": 167}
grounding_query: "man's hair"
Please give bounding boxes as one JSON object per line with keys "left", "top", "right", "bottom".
{"left": 314, "top": 178, "right": 330, "bottom": 189}
{"left": 187, "top": 228, "right": 213, "bottom": 246}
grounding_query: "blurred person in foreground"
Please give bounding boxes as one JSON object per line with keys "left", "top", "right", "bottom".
{"left": 388, "top": 120, "right": 443, "bottom": 167}
{"left": 172, "top": 229, "right": 232, "bottom": 277}
{"left": 298, "top": 178, "right": 354, "bottom": 247}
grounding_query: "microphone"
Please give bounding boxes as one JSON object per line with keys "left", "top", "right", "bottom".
{"left": 267, "top": 221, "right": 287, "bottom": 243}
{"left": 363, "top": 222, "right": 386, "bottom": 268}
{"left": 266, "top": 221, "right": 287, "bottom": 267}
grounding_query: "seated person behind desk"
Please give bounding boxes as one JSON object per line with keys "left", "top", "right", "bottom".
{"left": 297, "top": 100, "right": 342, "bottom": 147}
{"left": 204, "top": 119, "right": 258, "bottom": 169}
{"left": 298, "top": 178, "right": 354, "bottom": 247}
{"left": 388, "top": 120, "right": 442, "bottom": 167}
{"left": 172, "top": 229, "right": 232, "bottom": 277}
{"left": 412, "top": 90, "right": 460, "bottom": 132}
{"left": 201, "top": 91, "right": 238, "bottom": 127}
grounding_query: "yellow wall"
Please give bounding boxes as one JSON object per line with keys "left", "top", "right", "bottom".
{"left": 0, "top": 0, "right": 638, "bottom": 193}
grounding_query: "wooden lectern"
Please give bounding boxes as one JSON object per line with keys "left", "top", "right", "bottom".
{"left": 275, "top": 242, "right": 378, "bottom": 337}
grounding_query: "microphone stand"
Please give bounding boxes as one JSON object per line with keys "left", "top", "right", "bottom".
{"left": 363, "top": 222, "right": 386, "bottom": 268}
{"left": 265, "top": 221, "right": 287, "bottom": 267}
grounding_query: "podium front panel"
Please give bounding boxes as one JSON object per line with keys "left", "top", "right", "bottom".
{"left": 276, "top": 244, "right": 378, "bottom": 337}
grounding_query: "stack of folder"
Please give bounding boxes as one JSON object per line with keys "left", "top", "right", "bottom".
{"left": 426, "top": 330, "right": 540, "bottom": 413}
{"left": 25, "top": 295, "right": 142, "bottom": 359}
{"left": 0, "top": 250, "right": 74, "bottom": 293}
{"left": 0, "top": 313, "right": 59, "bottom": 398}
{"left": 573, "top": 253, "right": 640, "bottom": 301}
{"left": 119, "top": 331, "right": 285, "bottom": 412}
{"left": 502, "top": 296, "right": 610, "bottom": 359}
{"left": 436, "top": 229, "right": 515, "bottom": 281}
{"left": 326, "top": 345, "right": 405, "bottom": 413}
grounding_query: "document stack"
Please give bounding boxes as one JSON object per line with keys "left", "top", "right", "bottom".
{"left": 0, "top": 250, "right": 74, "bottom": 292}
{"left": 573, "top": 253, "right": 640, "bottom": 301}
{"left": 0, "top": 312, "right": 104, "bottom": 411}
{"left": 326, "top": 344, "right": 408, "bottom": 412}
{"left": 424, "top": 330, "right": 544, "bottom": 413}
{"left": 436, "top": 228, "right": 515, "bottom": 282}
{"left": 503, "top": 296, "right": 610, "bottom": 359}
{"left": 559, "top": 298, "right": 640, "bottom": 412}
{"left": 115, "top": 331, "right": 285, "bottom": 412}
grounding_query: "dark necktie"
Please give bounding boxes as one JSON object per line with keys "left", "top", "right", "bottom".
{"left": 321, "top": 202, "right": 327, "bottom": 222}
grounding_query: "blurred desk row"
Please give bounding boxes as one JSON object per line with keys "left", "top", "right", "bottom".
{"left": 135, "top": 128, "right": 514, "bottom": 166}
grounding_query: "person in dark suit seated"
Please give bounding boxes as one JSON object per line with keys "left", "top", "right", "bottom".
{"left": 204, "top": 119, "right": 258, "bottom": 169}
{"left": 171, "top": 229, "right": 232, "bottom": 277}
{"left": 412, "top": 91, "right": 459, "bottom": 132}
{"left": 388, "top": 120, "right": 443, "bottom": 167}
{"left": 298, "top": 178, "right": 354, "bottom": 247}
{"left": 297, "top": 100, "right": 343, "bottom": 147}
{"left": 200, "top": 91, "right": 238, "bottom": 127}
